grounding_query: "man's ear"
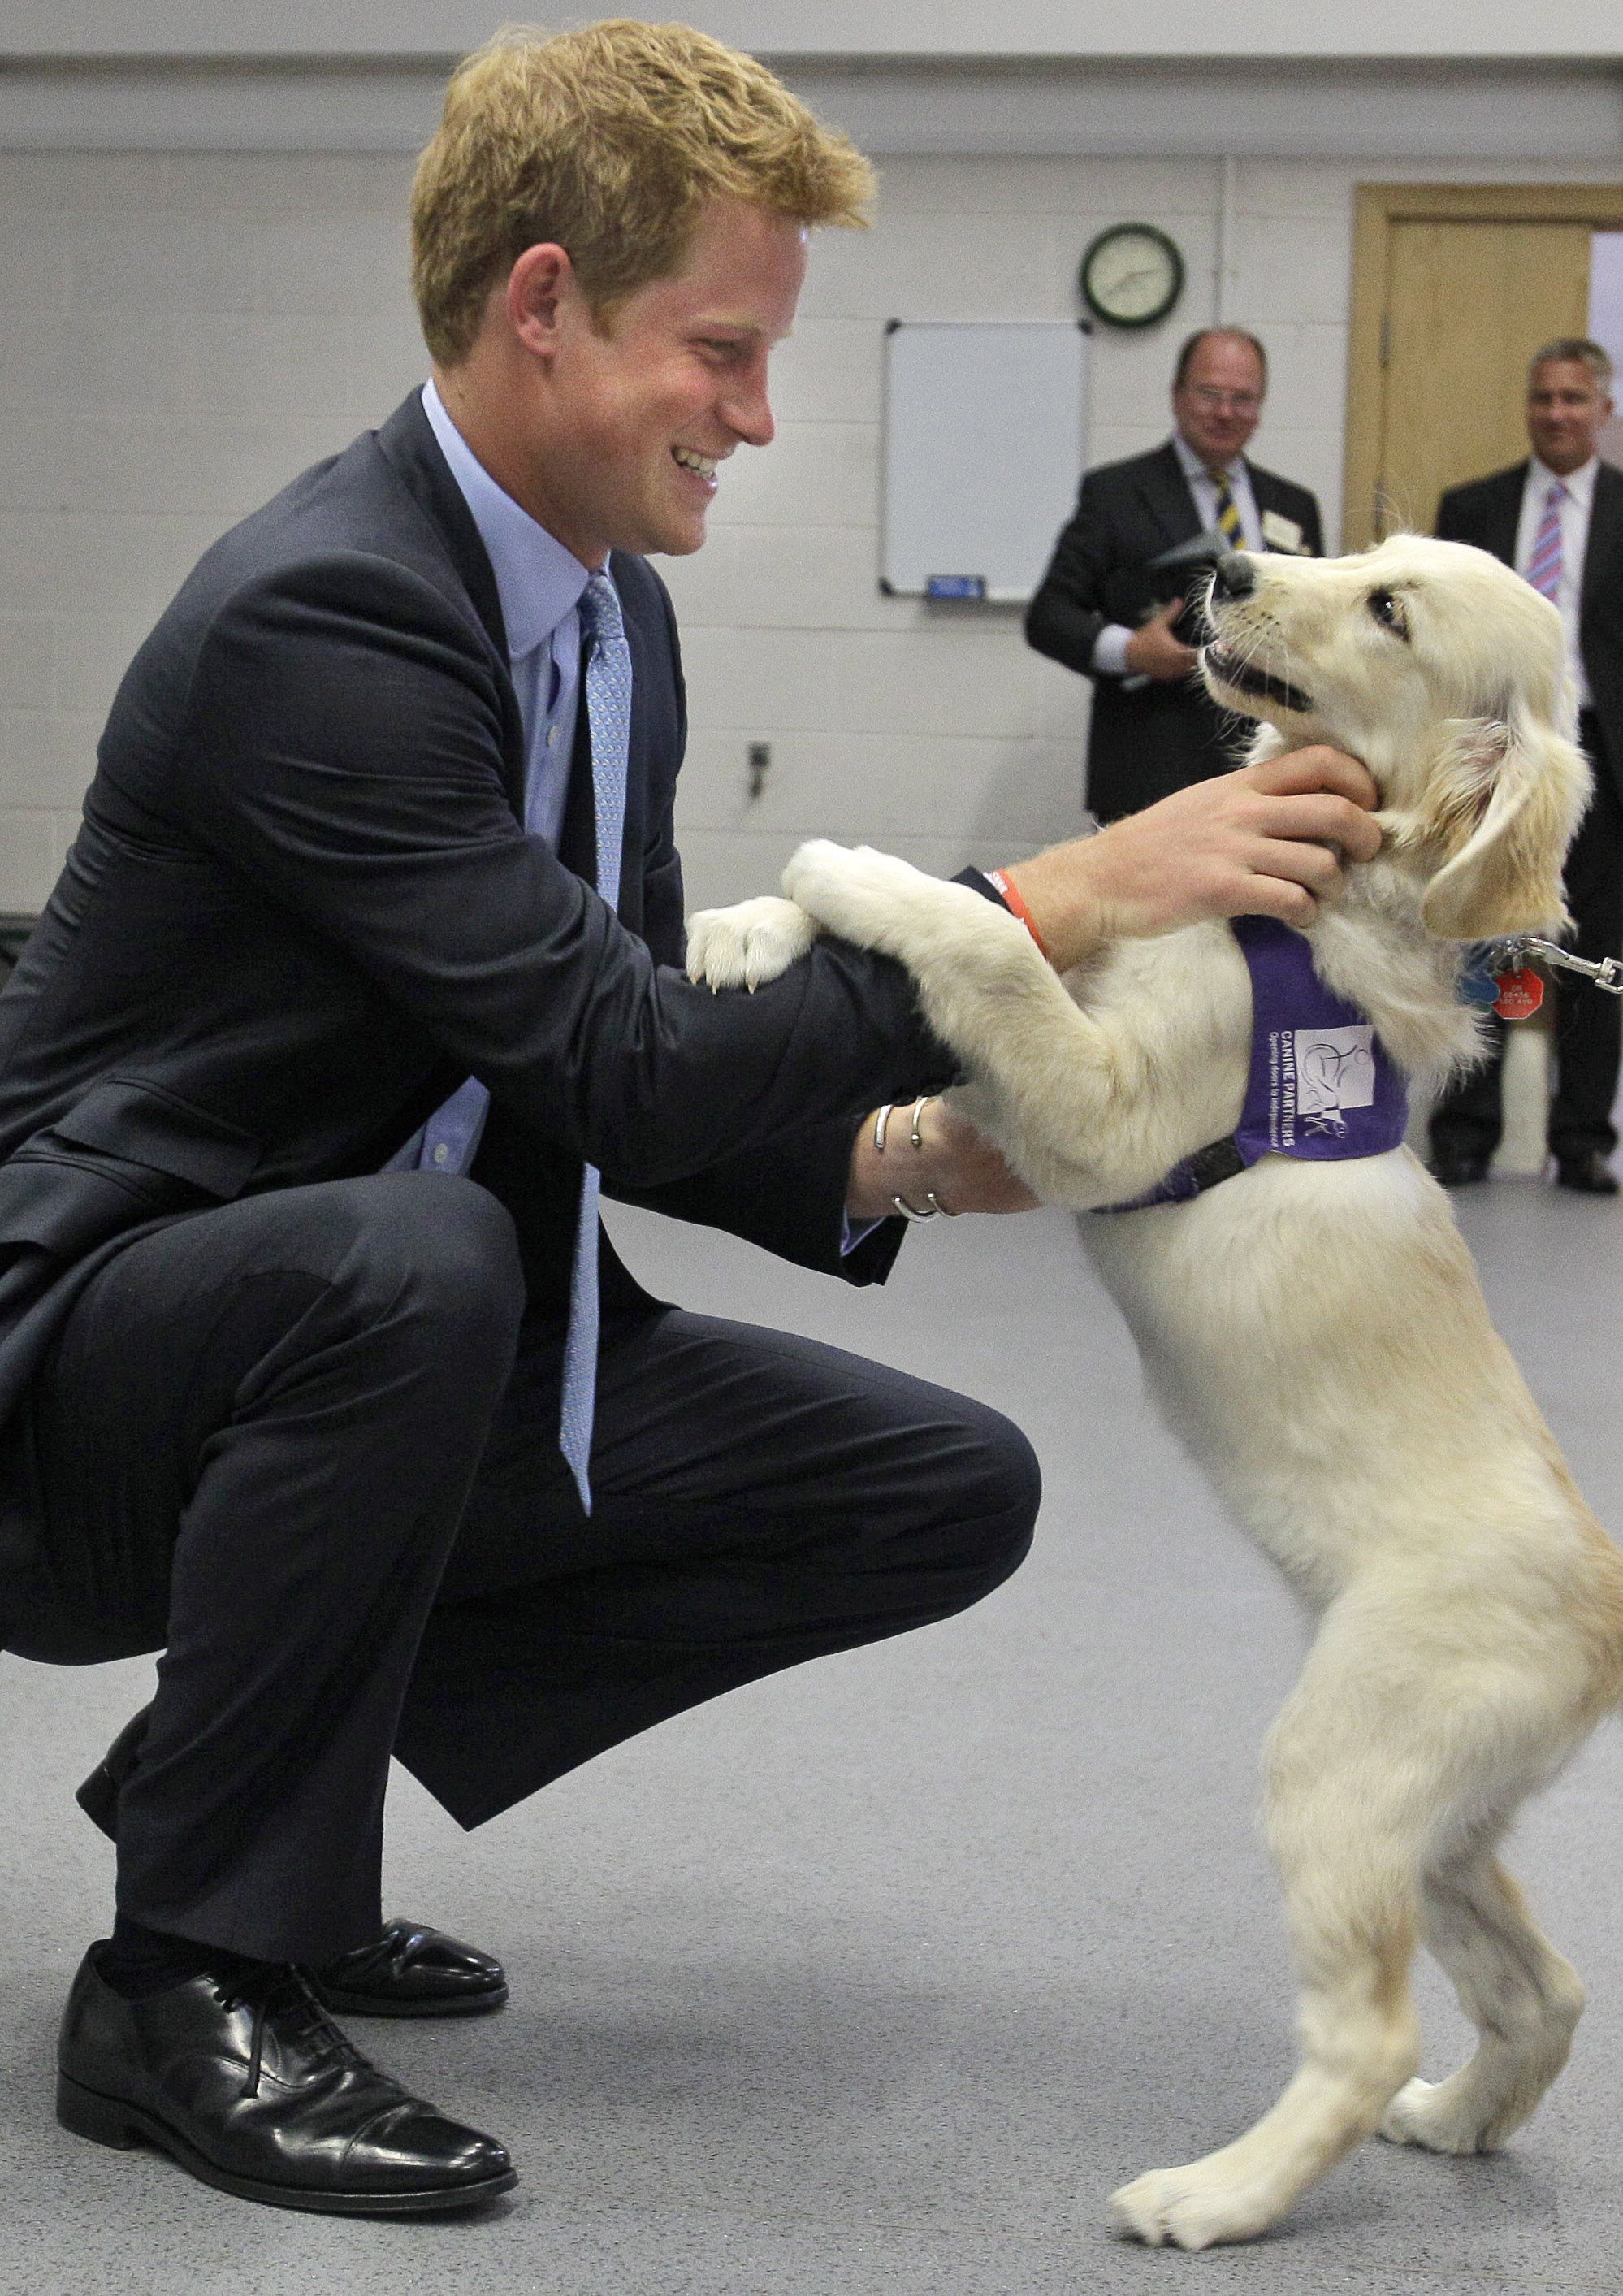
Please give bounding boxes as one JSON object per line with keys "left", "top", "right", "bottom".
{"left": 1418, "top": 705, "right": 1589, "bottom": 940}
{"left": 506, "top": 243, "right": 574, "bottom": 362}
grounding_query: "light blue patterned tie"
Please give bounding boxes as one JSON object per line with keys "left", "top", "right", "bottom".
{"left": 559, "top": 570, "right": 630, "bottom": 1510}
{"left": 1526, "top": 479, "right": 1566, "bottom": 602}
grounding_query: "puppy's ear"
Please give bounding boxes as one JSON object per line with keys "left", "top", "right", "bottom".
{"left": 1418, "top": 704, "right": 1590, "bottom": 941}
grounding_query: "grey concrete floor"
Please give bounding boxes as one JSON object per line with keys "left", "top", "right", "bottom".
{"left": 1, "top": 1176, "right": 1620, "bottom": 2295}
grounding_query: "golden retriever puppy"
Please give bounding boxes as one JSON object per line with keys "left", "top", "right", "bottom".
{"left": 685, "top": 535, "right": 1623, "bottom": 2251}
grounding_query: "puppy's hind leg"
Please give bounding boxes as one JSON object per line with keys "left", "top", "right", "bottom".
{"left": 1111, "top": 1619, "right": 1426, "bottom": 2251}
{"left": 1382, "top": 1832, "right": 1585, "bottom": 2155}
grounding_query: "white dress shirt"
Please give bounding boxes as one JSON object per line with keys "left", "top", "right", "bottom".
{"left": 1514, "top": 453, "right": 1596, "bottom": 708}
{"left": 1091, "top": 433, "right": 1265, "bottom": 678}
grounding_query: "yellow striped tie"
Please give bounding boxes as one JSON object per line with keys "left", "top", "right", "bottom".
{"left": 1207, "top": 467, "right": 1243, "bottom": 546}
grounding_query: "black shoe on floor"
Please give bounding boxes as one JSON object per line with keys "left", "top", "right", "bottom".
{"left": 76, "top": 1707, "right": 509, "bottom": 2018}
{"left": 309, "top": 1919, "right": 509, "bottom": 2019}
{"left": 57, "top": 1947, "right": 517, "bottom": 2216}
{"left": 1554, "top": 1150, "right": 1621, "bottom": 1196}
{"left": 1426, "top": 1149, "right": 1491, "bottom": 1187}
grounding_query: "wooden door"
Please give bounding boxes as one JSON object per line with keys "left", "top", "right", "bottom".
{"left": 1377, "top": 221, "right": 1590, "bottom": 537}
{"left": 1344, "top": 186, "right": 1623, "bottom": 552}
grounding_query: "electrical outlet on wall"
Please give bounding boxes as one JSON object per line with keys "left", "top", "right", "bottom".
{"left": 747, "top": 741, "right": 771, "bottom": 800}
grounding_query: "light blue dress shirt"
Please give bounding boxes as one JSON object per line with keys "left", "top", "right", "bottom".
{"left": 388, "top": 379, "right": 597, "bottom": 1175}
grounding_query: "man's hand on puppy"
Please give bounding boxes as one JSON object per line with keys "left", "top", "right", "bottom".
{"left": 1123, "top": 598, "right": 1199, "bottom": 683}
{"left": 1001, "top": 747, "right": 1381, "bottom": 973}
{"left": 846, "top": 1094, "right": 1040, "bottom": 1222}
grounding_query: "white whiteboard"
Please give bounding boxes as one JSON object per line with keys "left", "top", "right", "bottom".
{"left": 880, "top": 320, "right": 1088, "bottom": 604}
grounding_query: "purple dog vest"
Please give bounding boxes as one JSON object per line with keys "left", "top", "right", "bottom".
{"left": 1098, "top": 915, "right": 1409, "bottom": 1213}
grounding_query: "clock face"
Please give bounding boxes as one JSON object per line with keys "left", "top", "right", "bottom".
{"left": 1080, "top": 224, "right": 1185, "bottom": 330}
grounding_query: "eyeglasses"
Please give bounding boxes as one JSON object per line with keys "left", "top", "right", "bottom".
{"left": 1186, "top": 386, "right": 1262, "bottom": 414}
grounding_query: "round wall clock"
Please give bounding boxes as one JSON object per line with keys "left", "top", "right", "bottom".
{"left": 1079, "top": 223, "right": 1185, "bottom": 330}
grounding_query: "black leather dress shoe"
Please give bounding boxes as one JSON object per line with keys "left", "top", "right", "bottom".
{"left": 57, "top": 1947, "right": 517, "bottom": 2215}
{"left": 1426, "top": 1149, "right": 1491, "bottom": 1187}
{"left": 1555, "top": 1150, "right": 1621, "bottom": 1196}
{"left": 308, "top": 1919, "right": 508, "bottom": 2018}
{"left": 77, "top": 1707, "right": 508, "bottom": 2018}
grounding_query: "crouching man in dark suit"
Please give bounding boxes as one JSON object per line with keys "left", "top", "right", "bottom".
{"left": 0, "top": 24, "right": 1383, "bottom": 2217}
{"left": 1427, "top": 336, "right": 1623, "bottom": 1195}
{"left": 1026, "top": 327, "right": 1323, "bottom": 823}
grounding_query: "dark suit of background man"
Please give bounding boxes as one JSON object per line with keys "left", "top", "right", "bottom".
{"left": 0, "top": 20, "right": 1387, "bottom": 2224}
{"left": 1025, "top": 327, "right": 1323, "bottom": 824}
{"left": 1427, "top": 336, "right": 1623, "bottom": 1198}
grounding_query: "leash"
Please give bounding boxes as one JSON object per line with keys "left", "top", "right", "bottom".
{"left": 1491, "top": 938, "right": 1623, "bottom": 994}
{"left": 1461, "top": 938, "right": 1623, "bottom": 1021}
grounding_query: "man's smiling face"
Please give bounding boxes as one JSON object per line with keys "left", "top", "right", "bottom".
{"left": 527, "top": 199, "right": 807, "bottom": 566}
{"left": 1525, "top": 357, "right": 1613, "bottom": 479}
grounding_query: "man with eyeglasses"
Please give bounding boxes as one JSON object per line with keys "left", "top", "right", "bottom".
{"left": 1027, "top": 327, "right": 1322, "bottom": 823}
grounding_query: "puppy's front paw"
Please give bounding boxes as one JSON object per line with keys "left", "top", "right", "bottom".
{"left": 1109, "top": 2162, "right": 1275, "bottom": 2252}
{"left": 781, "top": 839, "right": 928, "bottom": 950}
{"left": 686, "top": 897, "right": 820, "bottom": 992}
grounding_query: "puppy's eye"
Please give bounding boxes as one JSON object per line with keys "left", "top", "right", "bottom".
{"left": 1367, "top": 589, "right": 1408, "bottom": 637}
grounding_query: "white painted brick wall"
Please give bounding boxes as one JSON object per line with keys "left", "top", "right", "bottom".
{"left": 1, "top": 143, "right": 1618, "bottom": 912}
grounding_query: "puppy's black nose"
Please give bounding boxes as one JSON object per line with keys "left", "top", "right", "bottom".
{"left": 1210, "top": 552, "right": 1255, "bottom": 600}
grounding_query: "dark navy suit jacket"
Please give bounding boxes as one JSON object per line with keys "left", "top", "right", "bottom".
{"left": 0, "top": 392, "right": 951, "bottom": 1577}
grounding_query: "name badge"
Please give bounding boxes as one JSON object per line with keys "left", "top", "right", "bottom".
{"left": 1262, "top": 509, "right": 1305, "bottom": 554}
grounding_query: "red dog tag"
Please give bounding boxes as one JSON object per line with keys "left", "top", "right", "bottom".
{"left": 1494, "top": 968, "right": 1545, "bottom": 1020}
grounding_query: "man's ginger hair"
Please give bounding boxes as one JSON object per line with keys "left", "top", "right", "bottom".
{"left": 411, "top": 19, "right": 874, "bottom": 364}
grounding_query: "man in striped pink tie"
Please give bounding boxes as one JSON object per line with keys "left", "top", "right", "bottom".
{"left": 1427, "top": 336, "right": 1623, "bottom": 1196}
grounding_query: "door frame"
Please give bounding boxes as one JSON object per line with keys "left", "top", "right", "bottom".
{"left": 1344, "top": 182, "right": 1623, "bottom": 552}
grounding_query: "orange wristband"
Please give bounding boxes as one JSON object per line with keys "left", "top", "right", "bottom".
{"left": 986, "top": 869, "right": 1051, "bottom": 961}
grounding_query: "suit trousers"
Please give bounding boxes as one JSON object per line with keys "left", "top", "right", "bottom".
{"left": 1430, "top": 718, "right": 1623, "bottom": 1163}
{"left": 15, "top": 1173, "right": 1038, "bottom": 1964}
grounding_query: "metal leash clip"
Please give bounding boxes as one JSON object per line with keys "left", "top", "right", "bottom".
{"left": 1485, "top": 935, "right": 1623, "bottom": 995}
